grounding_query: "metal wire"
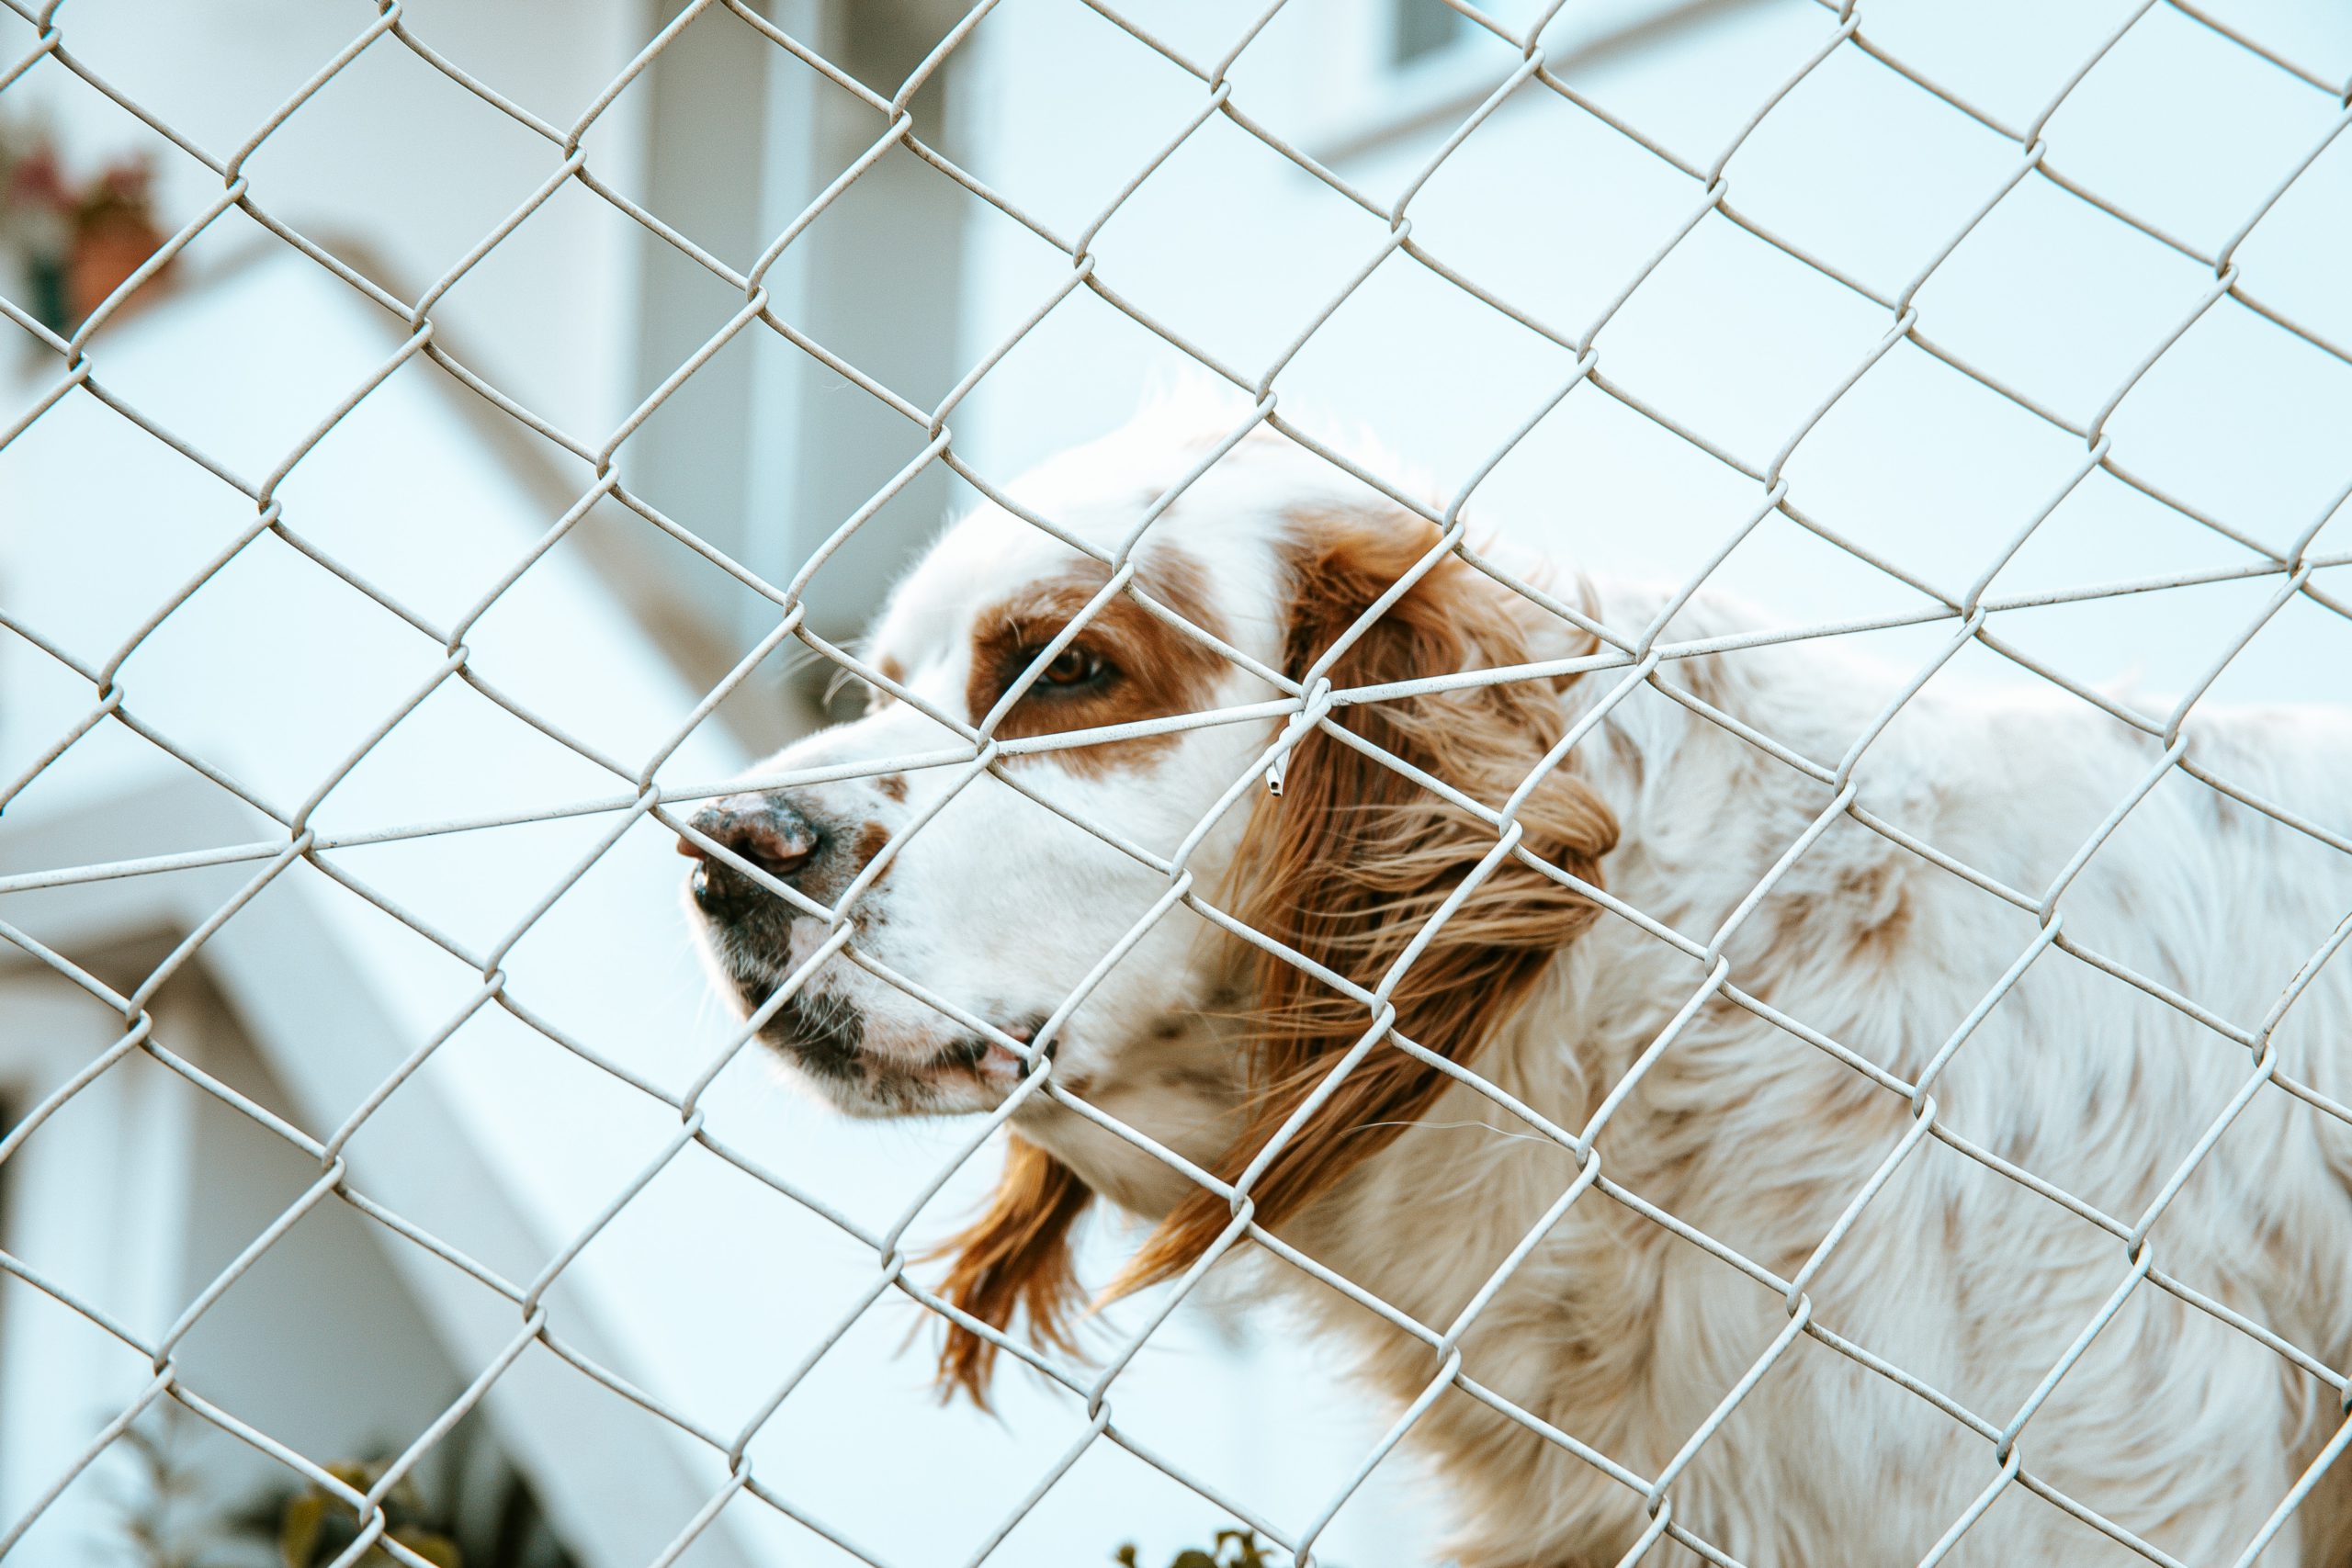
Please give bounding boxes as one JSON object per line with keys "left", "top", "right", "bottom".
{"left": 1, "top": 0, "right": 2349, "bottom": 1564}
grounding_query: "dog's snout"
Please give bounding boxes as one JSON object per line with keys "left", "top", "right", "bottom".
{"left": 680, "top": 793, "right": 821, "bottom": 886}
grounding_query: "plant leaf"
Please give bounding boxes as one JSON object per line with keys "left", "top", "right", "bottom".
{"left": 279, "top": 1491, "right": 328, "bottom": 1568}
{"left": 390, "top": 1524, "right": 464, "bottom": 1568}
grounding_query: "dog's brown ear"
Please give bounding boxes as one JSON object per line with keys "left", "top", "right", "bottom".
{"left": 932, "top": 1133, "right": 1092, "bottom": 1407}
{"left": 1119, "top": 505, "right": 1617, "bottom": 1291}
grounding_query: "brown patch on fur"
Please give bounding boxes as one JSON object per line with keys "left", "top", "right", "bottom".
{"left": 929, "top": 1133, "right": 1091, "bottom": 1406}
{"left": 965, "top": 547, "right": 1227, "bottom": 778}
{"left": 876, "top": 773, "right": 908, "bottom": 804}
{"left": 848, "top": 820, "right": 890, "bottom": 874}
{"left": 1835, "top": 859, "right": 1914, "bottom": 959}
{"left": 1860, "top": 891, "right": 1912, "bottom": 959}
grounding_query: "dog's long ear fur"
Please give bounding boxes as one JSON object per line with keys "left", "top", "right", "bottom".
{"left": 931, "top": 1132, "right": 1091, "bottom": 1407}
{"left": 1119, "top": 503, "right": 1618, "bottom": 1289}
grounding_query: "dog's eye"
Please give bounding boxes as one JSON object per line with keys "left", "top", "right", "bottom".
{"left": 1038, "top": 647, "right": 1108, "bottom": 688}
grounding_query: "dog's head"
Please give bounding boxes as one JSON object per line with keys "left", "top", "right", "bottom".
{"left": 679, "top": 406, "right": 1617, "bottom": 1399}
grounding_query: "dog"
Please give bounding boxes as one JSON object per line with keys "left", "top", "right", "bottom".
{"left": 678, "top": 398, "right": 2352, "bottom": 1567}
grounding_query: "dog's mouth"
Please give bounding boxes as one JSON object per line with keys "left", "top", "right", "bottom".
{"left": 758, "top": 991, "right": 868, "bottom": 1083}
{"left": 693, "top": 887, "right": 1055, "bottom": 1113}
{"left": 751, "top": 989, "right": 1051, "bottom": 1114}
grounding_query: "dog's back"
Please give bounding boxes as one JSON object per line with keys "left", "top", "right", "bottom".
{"left": 1295, "top": 600, "right": 2352, "bottom": 1565}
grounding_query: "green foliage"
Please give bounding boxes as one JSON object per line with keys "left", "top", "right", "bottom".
{"left": 258, "top": 1460, "right": 461, "bottom": 1568}
{"left": 106, "top": 1406, "right": 576, "bottom": 1568}
{"left": 226, "top": 1435, "right": 579, "bottom": 1568}
{"left": 1115, "top": 1528, "right": 1293, "bottom": 1568}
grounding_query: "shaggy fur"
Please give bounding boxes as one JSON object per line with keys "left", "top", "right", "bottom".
{"left": 682, "top": 400, "right": 2352, "bottom": 1567}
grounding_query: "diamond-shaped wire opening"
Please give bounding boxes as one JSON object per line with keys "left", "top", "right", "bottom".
{"left": 1979, "top": 569, "right": 2297, "bottom": 724}
{"left": 2040, "top": 3, "right": 2349, "bottom": 259}
{"left": 533, "top": 1136, "right": 931, "bottom": 1436}
{"left": 1778, "top": 346, "right": 2099, "bottom": 579}
{"left": 1591, "top": 210, "right": 1930, "bottom": 471}
{"left": 1908, "top": 173, "right": 2227, "bottom": 430}
{"left": 2222, "top": 121, "right": 2352, "bottom": 344}
{"left": 1849, "top": 0, "right": 2147, "bottom": 135}
{"left": 554, "top": 4, "right": 782, "bottom": 269}
{"left": 1275, "top": 253, "right": 1587, "bottom": 490}
{"left": 2102, "top": 297, "right": 2352, "bottom": 555}
{"left": 1079, "top": 113, "right": 1422, "bottom": 382}
{"left": 1537, "top": 1, "right": 1856, "bottom": 177}
{"left": 1398, "top": 81, "right": 1723, "bottom": 339}
{"left": 1970, "top": 461, "right": 2266, "bottom": 603}
{"left": 0, "top": 391, "right": 255, "bottom": 656}
{"left": 1714, "top": 40, "right": 2026, "bottom": 299}
{"left": 102, "top": 531, "right": 465, "bottom": 807}
{"left": 907, "top": 0, "right": 1215, "bottom": 247}
{"left": 234, "top": 35, "right": 568, "bottom": 295}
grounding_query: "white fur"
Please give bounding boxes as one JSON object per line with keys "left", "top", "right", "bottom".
{"left": 691, "top": 406, "right": 2352, "bottom": 1566}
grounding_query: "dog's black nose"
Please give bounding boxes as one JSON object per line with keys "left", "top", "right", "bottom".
{"left": 680, "top": 793, "right": 821, "bottom": 888}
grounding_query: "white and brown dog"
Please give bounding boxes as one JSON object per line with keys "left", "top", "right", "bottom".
{"left": 679, "top": 399, "right": 2352, "bottom": 1567}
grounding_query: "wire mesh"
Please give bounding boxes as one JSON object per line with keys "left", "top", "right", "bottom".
{"left": 2, "top": 0, "right": 2350, "bottom": 1564}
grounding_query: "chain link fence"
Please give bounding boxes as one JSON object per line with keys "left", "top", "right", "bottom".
{"left": 2, "top": 0, "right": 2350, "bottom": 1564}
